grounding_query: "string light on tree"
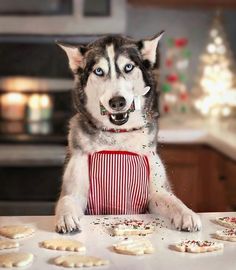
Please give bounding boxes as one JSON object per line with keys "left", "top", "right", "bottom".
{"left": 193, "top": 11, "right": 236, "bottom": 117}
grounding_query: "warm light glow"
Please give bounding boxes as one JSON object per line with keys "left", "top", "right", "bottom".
{"left": 28, "top": 94, "right": 51, "bottom": 108}
{"left": 207, "top": 44, "right": 216, "bottom": 54}
{"left": 1, "top": 93, "right": 26, "bottom": 105}
{"left": 28, "top": 94, "right": 41, "bottom": 108}
{"left": 1, "top": 93, "right": 27, "bottom": 120}
{"left": 222, "top": 107, "right": 231, "bottom": 116}
{"left": 210, "top": 29, "right": 218, "bottom": 37}
{"left": 27, "top": 94, "right": 52, "bottom": 121}
{"left": 217, "top": 45, "right": 226, "bottom": 54}
{"left": 194, "top": 13, "right": 236, "bottom": 118}
{"left": 40, "top": 95, "right": 51, "bottom": 108}
{"left": 0, "top": 77, "right": 40, "bottom": 92}
{"left": 215, "top": 37, "right": 222, "bottom": 45}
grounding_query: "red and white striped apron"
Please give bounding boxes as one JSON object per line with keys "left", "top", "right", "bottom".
{"left": 86, "top": 150, "right": 150, "bottom": 215}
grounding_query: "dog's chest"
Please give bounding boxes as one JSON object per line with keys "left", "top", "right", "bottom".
{"left": 86, "top": 150, "right": 150, "bottom": 215}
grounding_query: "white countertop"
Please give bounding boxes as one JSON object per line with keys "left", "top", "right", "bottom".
{"left": 0, "top": 212, "right": 236, "bottom": 270}
{"left": 158, "top": 115, "right": 236, "bottom": 160}
{"left": 0, "top": 115, "right": 235, "bottom": 165}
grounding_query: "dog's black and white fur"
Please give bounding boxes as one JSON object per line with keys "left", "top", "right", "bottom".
{"left": 55, "top": 33, "right": 201, "bottom": 233}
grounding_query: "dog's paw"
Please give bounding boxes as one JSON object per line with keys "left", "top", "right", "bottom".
{"left": 55, "top": 214, "right": 81, "bottom": 234}
{"left": 171, "top": 210, "right": 202, "bottom": 232}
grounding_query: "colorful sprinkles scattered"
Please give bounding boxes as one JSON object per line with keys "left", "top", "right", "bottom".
{"left": 179, "top": 240, "right": 216, "bottom": 247}
{"left": 216, "top": 217, "right": 236, "bottom": 229}
{"left": 219, "top": 217, "right": 236, "bottom": 224}
{"left": 90, "top": 217, "right": 167, "bottom": 236}
{"left": 214, "top": 228, "right": 236, "bottom": 242}
{"left": 173, "top": 240, "right": 224, "bottom": 253}
{"left": 219, "top": 229, "right": 236, "bottom": 236}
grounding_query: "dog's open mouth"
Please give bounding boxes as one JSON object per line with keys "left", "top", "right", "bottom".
{"left": 100, "top": 101, "right": 135, "bottom": 126}
{"left": 109, "top": 112, "right": 129, "bottom": 126}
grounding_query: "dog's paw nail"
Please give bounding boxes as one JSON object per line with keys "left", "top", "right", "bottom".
{"left": 61, "top": 227, "right": 67, "bottom": 234}
{"left": 56, "top": 227, "right": 65, "bottom": 234}
{"left": 181, "top": 227, "right": 190, "bottom": 232}
{"left": 70, "top": 227, "right": 81, "bottom": 234}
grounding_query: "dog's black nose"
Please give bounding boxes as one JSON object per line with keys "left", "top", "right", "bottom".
{"left": 109, "top": 96, "right": 126, "bottom": 111}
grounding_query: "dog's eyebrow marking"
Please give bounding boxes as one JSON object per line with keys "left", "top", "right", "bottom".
{"left": 115, "top": 62, "right": 123, "bottom": 78}
{"left": 106, "top": 45, "right": 116, "bottom": 79}
{"left": 94, "top": 57, "right": 109, "bottom": 75}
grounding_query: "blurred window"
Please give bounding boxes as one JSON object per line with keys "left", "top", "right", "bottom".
{"left": 83, "top": 0, "right": 110, "bottom": 17}
{"left": 0, "top": 0, "right": 73, "bottom": 16}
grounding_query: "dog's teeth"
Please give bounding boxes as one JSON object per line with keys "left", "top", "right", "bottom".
{"left": 124, "top": 113, "right": 128, "bottom": 118}
{"left": 111, "top": 115, "right": 116, "bottom": 120}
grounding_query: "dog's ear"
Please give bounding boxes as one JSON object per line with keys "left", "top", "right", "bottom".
{"left": 56, "top": 42, "right": 86, "bottom": 72}
{"left": 137, "top": 31, "right": 164, "bottom": 68}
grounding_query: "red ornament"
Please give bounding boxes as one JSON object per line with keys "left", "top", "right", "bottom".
{"left": 165, "top": 59, "right": 173, "bottom": 67}
{"left": 163, "top": 104, "right": 170, "bottom": 113}
{"left": 166, "top": 74, "right": 178, "bottom": 83}
{"left": 180, "top": 92, "right": 188, "bottom": 101}
{"left": 175, "top": 38, "right": 188, "bottom": 47}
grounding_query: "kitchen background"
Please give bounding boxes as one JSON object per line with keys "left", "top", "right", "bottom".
{"left": 0, "top": 0, "right": 236, "bottom": 216}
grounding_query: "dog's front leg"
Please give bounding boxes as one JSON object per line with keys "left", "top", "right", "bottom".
{"left": 147, "top": 152, "right": 201, "bottom": 232}
{"left": 55, "top": 152, "right": 89, "bottom": 233}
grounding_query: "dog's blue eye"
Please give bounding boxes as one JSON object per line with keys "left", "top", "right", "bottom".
{"left": 124, "top": 63, "right": 134, "bottom": 73}
{"left": 94, "top": 67, "right": 104, "bottom": 76}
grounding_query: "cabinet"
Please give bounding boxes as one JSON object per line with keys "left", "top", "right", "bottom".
{"left": 159, "top": 144, "right": 232, "bottom": 212}
{"left": 0, "top": 166, "right": 62, "bottom": 216}
{"left": 222, "top": 157, "right": 236, "bottom": 210}
{"left": 0, "top": 144, "right": 235, "bottom": 215}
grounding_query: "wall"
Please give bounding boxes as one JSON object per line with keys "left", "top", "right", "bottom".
{"left": 0, "top": 0, "right": 126, "bottom": 34}
{"left": 126, "top": 6, "right": 236, "bottom": 87}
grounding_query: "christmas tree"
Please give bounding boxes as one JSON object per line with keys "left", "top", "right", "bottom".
{"left": 193, "top": 11, "right": 236, "bottom": 117}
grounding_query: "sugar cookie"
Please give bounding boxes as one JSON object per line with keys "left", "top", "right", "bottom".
{"left": 0, "top": 225, "right": 35, "bottom": 239}
{"left": 213, "top": 228, "right": 236, "bottom": 242}
{"left": 172, "top": 240, "right": 223, "bottom": 253}
{"left": 0, "top": 240, "right": 19, "bottom": 250}
{"left": 0, "top": 252, "right": 33, "bottom": 268}
{"left": 112, "top": 220, "right": 154, "bottom": 236}
{"left": 40, "top": 239, "right": 86, "bottom": 252}
{"left": 54, "top": 255, "right": 109, "bottom": 268}
{"left": 113, "top": 238, "right": 154, "bottom": 255}
{"left": 215, "top": 217, "right": 236, "bottom": 229}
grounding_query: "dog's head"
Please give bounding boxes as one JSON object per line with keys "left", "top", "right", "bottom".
{"left": 58, "top": 33, "right": 163, "bottom": 130}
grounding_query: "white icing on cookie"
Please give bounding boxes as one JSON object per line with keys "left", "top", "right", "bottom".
{"left": 216, "top": 217, "right": 236, "bottom": 229}
{"left": 172, "top": 240, "right": 224, "bottom": 253}
{"left": 214, "top": 229, "right": 236, "bottom": 242}
{"left": 113, "top": 238, "right": 154, "bottom": 255}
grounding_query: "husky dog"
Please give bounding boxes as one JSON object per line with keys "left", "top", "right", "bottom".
{"left": 55, "top": 33, "right": 201, "bottom": 233}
